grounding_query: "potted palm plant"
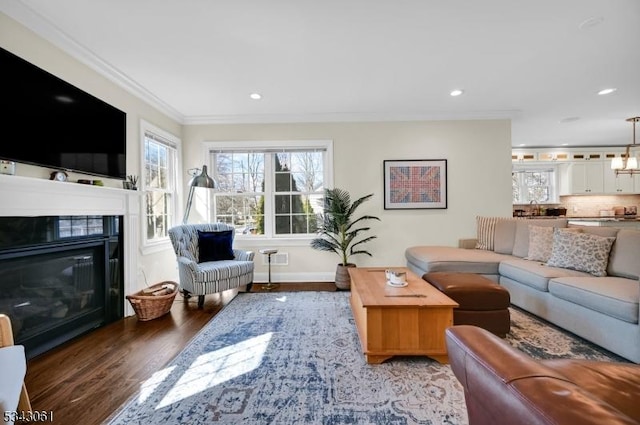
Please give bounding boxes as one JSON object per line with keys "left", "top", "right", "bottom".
{"left": 310, "top": 187, "right": 381, "bottom": 289}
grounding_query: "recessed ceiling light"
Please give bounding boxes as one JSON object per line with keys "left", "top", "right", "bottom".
{"left": 579, "top": 16, "right": 604, "bottom": 30}
{"left": 249, "top": 93, "right": 262, "bottom": 100}
{"left": 561, "top": 143, "right": 569, "bottom": 146}
{"left": 560, "top": 117, "right": 580, "bottom": 123}
{"left": 518, "top": 144, "right": 526, "bottom": 147}
{"left": 450, "top": 89, "right": 464, "bottom": 97}
{"left": 597, "top": 88, "right": 617, "bottom": 96}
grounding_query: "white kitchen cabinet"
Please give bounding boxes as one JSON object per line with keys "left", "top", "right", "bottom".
{"left": 570, "top": 152, "right": 604, "bottom": 161}
{"left": 604, "top": 167, "right": 636, "bottom": 194}
{"left": 513, "top": 148, "right": 640, "bottom": 195}
{"left": 563, "top": 161, "right": 604, "bottom": 194}
{"left": 511, "top": 150, "right": 537, "bottom": 162}
{"left": 537, "top": 151, "right": 570, "bottom": 162}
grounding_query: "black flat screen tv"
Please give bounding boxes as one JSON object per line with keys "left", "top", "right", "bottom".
{"left": 0, "top": 47, "right": 126, "bottom": 180}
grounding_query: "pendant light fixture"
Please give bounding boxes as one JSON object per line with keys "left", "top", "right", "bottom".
{"left": 611, "top": 117, "right": 640, "bottom": 176}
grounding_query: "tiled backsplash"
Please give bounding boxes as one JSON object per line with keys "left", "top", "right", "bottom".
{"left": 560, "top": 194, "right": 640, "bottom": 217}
{"left": 513, "top": 194, "right": 640, "bottom": 217}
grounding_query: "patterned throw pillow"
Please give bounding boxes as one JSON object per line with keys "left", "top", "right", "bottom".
{"left": 526, "top": 225, "right": 554, "bottom": 262}
{"left": 527, "top": 226, "right": 582, "bottom": 262}
{"left": 475, "top": 216, "right": 503, "bottom": 251}
{"left": 546, "top": 231, "right": 616, "bottom": 277}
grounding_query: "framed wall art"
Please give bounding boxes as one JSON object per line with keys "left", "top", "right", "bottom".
{"left": 383, "top": 159, "right": 447, "bottom": 209}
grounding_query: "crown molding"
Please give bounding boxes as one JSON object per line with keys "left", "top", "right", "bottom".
{"left": 1, "top": 0, "right": 186, "bottom": 124}
{"left": 183, "top": 109, "right": 521, "bottom": 125}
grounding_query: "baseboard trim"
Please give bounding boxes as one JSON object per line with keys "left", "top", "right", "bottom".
{"left": 253, "top": 271, "right": 334, "bottom": 283}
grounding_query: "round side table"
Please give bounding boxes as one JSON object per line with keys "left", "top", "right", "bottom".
{"left": 259, "top": 249, "right": 279, "bottom": 290}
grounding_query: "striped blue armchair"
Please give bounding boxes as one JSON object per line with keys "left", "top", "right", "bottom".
{"left": 168, "top": 223, "right": 254, "bottom": 308}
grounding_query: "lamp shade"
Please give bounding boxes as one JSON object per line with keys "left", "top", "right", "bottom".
{"left": 183, "top": 165, "right": 216, "bottom": 224}
{"left": 188, "top": 165, "right": 216, "bottom": 189}
{"left": 626, "top": 156, "right": 639, "bottom": 170}
{"left": 611, "top": 157, "right": 624, "bottom": 170}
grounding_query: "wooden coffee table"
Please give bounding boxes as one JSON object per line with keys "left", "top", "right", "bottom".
{"left": 348, "top": 267, "right": 459, "bottom": 364}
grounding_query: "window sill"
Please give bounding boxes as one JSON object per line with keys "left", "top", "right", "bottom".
{"left": 233, "top": 236, "right": 315, "bottom": 248}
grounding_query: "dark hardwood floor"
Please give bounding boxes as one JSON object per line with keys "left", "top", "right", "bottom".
{"left": 23, "top": 282, "right": 336, "bottom": 425}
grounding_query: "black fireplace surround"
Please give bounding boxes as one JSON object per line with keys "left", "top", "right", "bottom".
{"left": 0, "top": 215, "right": 123, "bottom": 359}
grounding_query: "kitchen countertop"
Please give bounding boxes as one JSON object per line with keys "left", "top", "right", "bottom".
{"left": 514, "top": 215, "right": 639, "bottom": 221}
{"left": 566, "top": 216, "right": 639, "bottom": 221}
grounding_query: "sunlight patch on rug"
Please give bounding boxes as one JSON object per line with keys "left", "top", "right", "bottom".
{"left": 138, "top": 366, "right": 176, "bottom": 404}
{"left": 157, "top": 332, "right": 272, "bottom": 409}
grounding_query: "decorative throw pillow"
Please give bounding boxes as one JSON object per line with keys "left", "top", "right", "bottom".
{"left": 526, "top": 225, "right": 554, "bottom": 262}
{"left": 527, "top": 226, "right": 582, "bottom": 262}
{"left": 197, "top": 230, "right": 235, "bottom": 262}
{"left": 546, "top": 231, "right": 616, "bottom": 277}
{"left": 475, "top": 216, "right": 505, "bottom": 251}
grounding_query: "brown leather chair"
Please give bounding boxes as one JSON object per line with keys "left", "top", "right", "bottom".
{"left": 446, "top": 325, "right": 640, "bottom": 425}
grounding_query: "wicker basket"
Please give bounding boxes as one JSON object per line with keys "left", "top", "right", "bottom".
{"left": 126, "top": 281, "right": 178, "bottom": 321}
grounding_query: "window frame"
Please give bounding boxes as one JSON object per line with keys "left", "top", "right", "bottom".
{"left": 203, "top": 140, "right": 333, "bottom": 246}
{"left": 139, "top": 120, "right": 182, "bottom": 253}
{"left": 512, "top": 164, "right": 559, "bottom": 205}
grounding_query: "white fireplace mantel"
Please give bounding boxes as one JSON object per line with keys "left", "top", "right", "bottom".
{"left": 0, "top": 174, "right": 140, "bottom": 316}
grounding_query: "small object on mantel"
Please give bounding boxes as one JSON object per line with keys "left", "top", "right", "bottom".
{"left": 126, "top": 175, "right": 138, "bottom": 190}
{"left": 50, "top": 170, "right": 68, "bottom": 182}
{"left": 0, "top": 160, "right": 16, "bottom": 175}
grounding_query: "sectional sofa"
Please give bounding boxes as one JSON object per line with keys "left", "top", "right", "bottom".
{"left": 405, "top": 217, "right": 640, "bottom": 363}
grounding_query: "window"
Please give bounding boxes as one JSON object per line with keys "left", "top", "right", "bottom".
{"left": 206, "top": 140, "right": 333, "bottom": 239}
{"left": 141, "top": 121, "right": 180, "bottom": 245}
{"left": 512, "top": 167, "right": 557, "bottom": 204}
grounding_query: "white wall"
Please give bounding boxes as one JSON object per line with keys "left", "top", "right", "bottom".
{"left": 183, "top": 120, "right": 513, "bottom": 281}
{"left": 2, "top": 12, "right": 513, "bottom": 286}
{"left": 0, "top": 13, "right": 182, "bottom": 290}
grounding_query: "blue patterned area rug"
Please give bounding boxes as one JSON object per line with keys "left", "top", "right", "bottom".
{"left": 105, "top": 292, "right": 625, "bottom": 425}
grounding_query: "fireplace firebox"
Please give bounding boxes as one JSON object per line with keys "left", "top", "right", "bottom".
{"left": 0, "top": 215, "right": 123, "bottom": 359}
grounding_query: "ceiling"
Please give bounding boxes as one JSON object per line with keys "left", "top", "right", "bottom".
{"left": 3, "top": 0, "right": 639, "bottom": 147}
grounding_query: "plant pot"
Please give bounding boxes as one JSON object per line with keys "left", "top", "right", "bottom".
{"left": 335, "top": 263, "right": 356, "bottom": 290}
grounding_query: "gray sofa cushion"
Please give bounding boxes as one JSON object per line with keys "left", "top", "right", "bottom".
{"left": 512, "top": 218, "right": 568, "bottom": 258}
{"left": 494, "top": 219, "right": 518, "bottom": 255}
{"left": 569, "top": 225, "right": 620, "bottom": 238}
{"left": 405, "top": 246, "right": 512, "bottom": 275}
{"left": 499, "top": 258, "right": 590, "bottom": 292}
{"left": 549, "top": 276, "right": 639, "bottom": 324}
{"left": 607, "top": 230, "right": 640, "bottom": 280}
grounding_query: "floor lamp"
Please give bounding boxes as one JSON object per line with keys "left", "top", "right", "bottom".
{"left": 183, "top": 165, "right": 216, "bottom": 224}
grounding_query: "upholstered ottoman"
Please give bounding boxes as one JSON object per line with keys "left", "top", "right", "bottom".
{"left": 423, "top": 272, "right": 511, "bottom": 337}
